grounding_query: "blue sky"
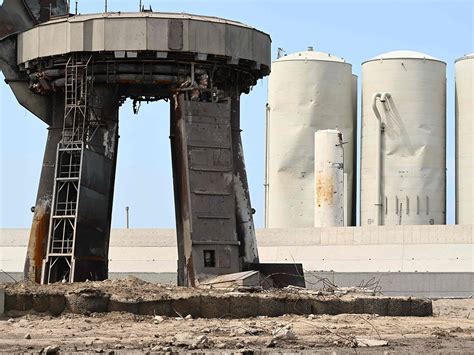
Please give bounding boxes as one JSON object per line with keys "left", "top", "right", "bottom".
{"left": 0, "top": 0, "right": 472, "bottom": 228}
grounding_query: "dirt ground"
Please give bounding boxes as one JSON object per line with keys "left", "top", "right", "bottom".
{"left": 1, "top": 298, "right": 472, "bottom": 354}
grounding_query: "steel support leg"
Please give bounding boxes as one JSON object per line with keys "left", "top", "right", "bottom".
{"left": 171, "top": 95, "right": 241, "bottom": 286}
{"left": 230, "top": 99, "right": 259, "bottom": 265}
{"left": 24, "top": 94, "right": 64, "bottom": 283}
{"left": 39, "top": 84, "right": 119, "bottom": 283}
{"left": 71, "top": 85, "right": 119, "bottom": 281}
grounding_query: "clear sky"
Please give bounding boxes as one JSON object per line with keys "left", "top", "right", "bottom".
{"left": 0, "top": 0, "right": 472, "bottom": 228}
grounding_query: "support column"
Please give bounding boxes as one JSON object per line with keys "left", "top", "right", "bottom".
{"left": 72, "top": 85, "right": 119, "bottom": 281}
{"left": 39, "top": 84, "right": 119, "bottom": 283}
{"left": 171, "top": 95, "right": 240, "bottom": 286}
{"left": 230, "top": 99, "right": 259, "bottom": 265}
{"left": 24, "top": 94, "right": 64, "bottom": 283}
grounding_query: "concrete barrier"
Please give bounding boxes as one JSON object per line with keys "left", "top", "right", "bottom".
{"left": 2, "top": 287, "right": 432, "bottom": 318}
{"left": 0, "top": 287, "right": 4, "bottom": 315}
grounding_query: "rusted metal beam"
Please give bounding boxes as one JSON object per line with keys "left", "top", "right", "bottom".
{"left": 0, "top": 0, "right": 68, "bottom": 40}
{"left": 24, "top": 94, "right": 64, "bottom": 282}
{"left": 230, "top": 99, "right": 259, "bottom": 265}
{"left": 170, "top": 94, "right": 194, "bottom": 286}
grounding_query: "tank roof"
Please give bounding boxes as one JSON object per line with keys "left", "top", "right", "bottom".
{"left": 275, "top": 51, "right": 348, "bottom": 64}
{"left": 363, "top": 50, "right": 445, "bottom": 64}
{"left": 455, "top": 53, "right": 474, "bottom": 63}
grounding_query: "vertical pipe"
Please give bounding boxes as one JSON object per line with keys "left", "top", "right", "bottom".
{"left": 351, "top": 74, "right": 358, "bottom": 226}
{"left": 343, "top": 173, "right": 348, "bottom": 226}
{"left": 125, "top": 206, "right": 129, "bottom": 229}
{"left": 372, "top": 92, "right": 390, "bottom": 226}
{"left": 105, "top": 0, "right": 108, "bottom": 13}
{"left": 372, "top": 93, "right": 382, "bottom": 225}
{"left": 264, "top": 103, "right": 270, "bottom": 228}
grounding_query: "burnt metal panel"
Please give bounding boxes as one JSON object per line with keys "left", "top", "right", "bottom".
{"left": 0, "top": 0, "right": 68, "bottom": 40}
{"left": 24, "top": 0, "right": 68, "bottom": 22}
{"left": 171, "top": 96, "right": 241, "bottom": 286}
{"left": 170, "top": 95, "right": 194, "bottom": 286}
{"left": 231, "top": 99, "right": 259, "bottom": 264}
{"left": 168, "top": 19, "right": 183, "bottom": 50}
{"left": 23, "top": 94, "right": 64, "bottom": 283}
{"left": 0, "top": 36, "right": 52, "bottom": 123}
{"left": 248, "top": 263, "right": 306, "bottom": 288}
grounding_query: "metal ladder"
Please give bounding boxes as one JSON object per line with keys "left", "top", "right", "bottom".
{"left": 42, "top": 55, "right": 91, "bottom": 284}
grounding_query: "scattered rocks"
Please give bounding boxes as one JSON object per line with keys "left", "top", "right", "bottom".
{"left": 272, "top": 325, "right": 297, "bottom": 340}
{"left": 24, "top": 333, "right": 31, "bottom": 339}
{"left": 153, "top": 315, "right": 165, "bottom": 323}
{"left": 266, "top": 339, "right": 277, "bottom": 348}
{"left": 355, "top": 338, "right": 388, "bottom": 347}
{"left": 172, "top": 333, "right": 209, "bottom": 348}
{"left": 42, "top": 345, "right": 60, "bottom": 353}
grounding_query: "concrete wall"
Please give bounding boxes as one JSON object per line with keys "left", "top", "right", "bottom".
{"left": 1, "top": 226, "right": 472, "bottom": 297}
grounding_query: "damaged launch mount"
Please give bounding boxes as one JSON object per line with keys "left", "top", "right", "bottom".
{"left": 0, "top": 1, "right": 282, "bottom": 286}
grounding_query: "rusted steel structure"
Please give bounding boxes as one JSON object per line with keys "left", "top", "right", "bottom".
{"left": 0, "top": 1, "right": 271, "bottom": 286}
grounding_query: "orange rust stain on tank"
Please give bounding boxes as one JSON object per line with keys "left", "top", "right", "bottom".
{"left": 29, "top": 208, "right": 49, "bottom": 283}
{"left": 316, "top": 173, "right": 334, "bottom": 207}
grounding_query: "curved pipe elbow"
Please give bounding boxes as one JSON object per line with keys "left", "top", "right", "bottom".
{"left": 380, "top": 92, "right": 391, "bottom": 102}
{"left": 372, "top": 93, "right": 382, "bottom": 121}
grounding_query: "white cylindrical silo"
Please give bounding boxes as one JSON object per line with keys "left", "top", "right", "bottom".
{"left": 314, "top": 129, "right": 345, "bottom": 227}
{"left": 360, "top": 50, "right": 446, "bottom": 226}
{"left": 266, "top": 50, "right": 356, "bottom": 228}
{"left": 455, "top": 53, "right": 474, "bottom": 225}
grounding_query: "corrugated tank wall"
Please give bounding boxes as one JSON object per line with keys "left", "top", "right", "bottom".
{"left": 360, "top": 50, "right": 446, "bottom": 226}
{"left": 266, "top": 50, "right": 357, "bottom": 227}
{"left": 455, "top": 53, "right": 474, "bottom": 225}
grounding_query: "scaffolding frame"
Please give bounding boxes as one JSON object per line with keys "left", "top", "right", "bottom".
{"left": 42, "top": 55, "right": 92, "bottom": 284}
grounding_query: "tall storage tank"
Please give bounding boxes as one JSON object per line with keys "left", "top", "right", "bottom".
{"left": 360, "top": 50, "right": 446, "bottom": 226}
{"left": 266, "top": 50, "right": 357, "bottom": 228}
{"left": 455, "top": 53, "right": 474, "bottom": 225}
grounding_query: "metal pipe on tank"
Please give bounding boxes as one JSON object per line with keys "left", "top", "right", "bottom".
{"left": 372, "top": 92, "right": 390, "bottom": 225}
{"left": 264, "top": 103, "right": 270, "bottom": 228}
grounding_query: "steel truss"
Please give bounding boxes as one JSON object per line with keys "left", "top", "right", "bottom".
{"left": 42, "top": 55, "right": 92, "bottom": 284}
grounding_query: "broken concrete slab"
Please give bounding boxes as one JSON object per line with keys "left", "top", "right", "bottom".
{"left": 1, "top": 279, "right": 433, "bottom": 318}
{"left": 199, "top": 271, "right": 263, "bottom": 289}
